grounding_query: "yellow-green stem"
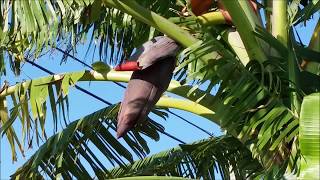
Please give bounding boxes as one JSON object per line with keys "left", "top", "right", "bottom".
{"left": 0, "top": 70, "right": 217, "bottom": 108}
{"left": 102, "top": 0, "right": 198, "bottom": 47}
{"left": 272, "top": 1, "right": 300, "bottom": 114}
{"left": 272, "top": 0, "right": 288, "bottom": 45}
{"left": 197, "top": 12, "right": 226, "bottom": 26}
{"left": 0, "top": 70, "right": 219, "bottom": 123}
{"left": 156, "top": 97, "right": 218, "bottom": 125}
{"left": 220, "top": 0, "right": 267, "bottom": 62}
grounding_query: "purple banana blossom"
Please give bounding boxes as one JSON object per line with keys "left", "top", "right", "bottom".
{"left": 115, "top": 36, "right": 180, "bottom": 138}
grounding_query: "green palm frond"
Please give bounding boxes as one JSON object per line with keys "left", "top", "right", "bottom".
{"left": 0, "top": 71, "right": 87, "bottom": 161}
{"left": 0, "top": 97, "right": 25, "bottom": 162}
{"left": 10, "top": 104, "right": 165, "bottom": 179}
{"left": 109, "top": 135, "right": 263, "bottom": 180}
{"left": 0, "top": 0, "right": 189, "bottom": 73}
{"left": 215, "top": 60, "right": 299, "bottom": 173}
{"left": 292, "top": 0, "right": 320, "bottom": 25}
{"left": 220, "top": 0, "right": 266, "bottom": 62}
{"left": 0, "top": 67, "right": 217, "bottom": 161}
{"left": 175, "top": 27, "right": 300, "bottom": 174}
{"left": 1, "top": 1, "right": 320, "bottom": 179}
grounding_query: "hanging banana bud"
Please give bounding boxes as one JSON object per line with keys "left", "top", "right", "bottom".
{"left": 115, "top": 36, "right": 180, "bottom": 138}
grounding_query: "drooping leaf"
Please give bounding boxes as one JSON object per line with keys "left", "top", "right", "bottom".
{"left": 109, "top": 136, "right": 263, "bottom": 180}
{"left": 61, "top": 71, "right": 85, "bottom": 96}
{"left": 92, "top": 61, "right": 111, "bottom": 73}
{"left": 299, "top": 93, "right": 320, "bottom": 179}
{"left": 11, "top": 104, "right": 167, "bottom": 179}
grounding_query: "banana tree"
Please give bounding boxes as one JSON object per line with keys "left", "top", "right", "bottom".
{"left": 0, "top": 0, "right": 319, "bottom": 179}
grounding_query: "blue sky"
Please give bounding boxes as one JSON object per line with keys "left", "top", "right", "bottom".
{"left": 0, "top": 12, "right": 319, "bottom": 179}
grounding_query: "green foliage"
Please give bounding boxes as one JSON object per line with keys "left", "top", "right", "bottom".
{"left": 175, "top": 26, "right": 300, "bottom": 173}
{"left": 299, "top": 93, "right": 320, "bottom": 179}
{"left": 109, "top": 135, "right": 263, "bottom": 180}
{"left": 292, "top": 0, "right": 320, "bottom": 25}
{"left": 0, "top": 71, "right": 86, "bottom": 161}
{"left": 0, "top": 0, "right": 184, "bottom": 72}
{"left": 0, "top": 0, "right": 319, "bottom": 179}
{"left": 10, "top": 105, "right": 166, "bottom": 179}
{"left": 92, "top": 61, "right": 111, "bottom": 73}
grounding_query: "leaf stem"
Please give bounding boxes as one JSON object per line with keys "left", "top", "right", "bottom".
{"left": 272, "top": 0, "right": 288, "bottom": 45}
{"left": 220, "top": 0, "right": 267, "bottom": 62}
{"left": 102, "top": 0, "right": 198, "bottom": 47}
{"left": 156, "top": 97, "right": 218, "bottom": 125}
{"left": 0, "top": 70, "right": 219, "bottom": 125}
{"left": 197, "top": 12, "right": 226, "bottom": 25}
{"left": 272, "top": 1, "right": 300, "bottom": 114}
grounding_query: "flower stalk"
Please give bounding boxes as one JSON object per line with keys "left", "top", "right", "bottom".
{"left": 0, "top": 70, "right": 218, "bottom": 124}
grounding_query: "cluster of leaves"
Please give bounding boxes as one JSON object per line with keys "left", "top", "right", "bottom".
{"left": 173, "top": 24, "right": 302, "bottom": 176}
{"left": 289, "top": 0, "right": 320, "bottom": 25}
{"left": 0, "top": 0, "right": 182, "bottom": 163}
{"left": 110, "top": 135, "right": 263, "bottom": 179}
{"left": 0, "top": 0, "right": 186, "bottom": 76}
{"left": 0, "top": 71, "right": 86, "bottom": 161}
{"left": 10, "top": 104, "right": 166, "bottom": 179}
{"left": 72, "top": 0, "right": 184, "bottom": 65}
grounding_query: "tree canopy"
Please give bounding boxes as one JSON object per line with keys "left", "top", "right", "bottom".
{"left": 0, "top": 0, "right": 319, "bottom": 179}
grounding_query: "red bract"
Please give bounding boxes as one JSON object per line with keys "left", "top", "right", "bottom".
{"left": 190, "top": 0, "right": 212, "bottom": 16}
{"left": 114, "top": 61, "right": 141, "bottom": 71}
